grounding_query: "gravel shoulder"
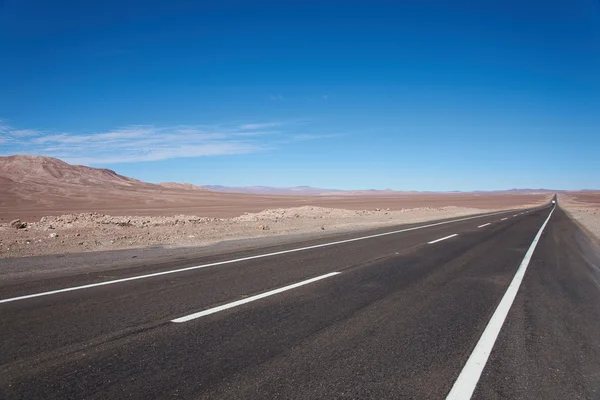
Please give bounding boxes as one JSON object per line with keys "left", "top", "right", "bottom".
{"left": 0, "top": 204, "right": 539, "bottom": 259}
{"left": 557, "top": 194, "right": 600, "bottom": 245}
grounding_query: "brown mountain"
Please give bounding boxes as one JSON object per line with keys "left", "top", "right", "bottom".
{"left": 0, "top": 155, "right": 203, "bottom": 217}
{"left": 0, "top": 155, "right": 148, "bottom": 188}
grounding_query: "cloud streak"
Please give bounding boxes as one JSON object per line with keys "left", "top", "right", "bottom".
{"left": 0, "top": 120, "right": 332, "bottom": 165}
{"left": 238, "top": 122, "right": 282, "bottom": 130}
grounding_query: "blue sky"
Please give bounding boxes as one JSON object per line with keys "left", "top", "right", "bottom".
{"left": 1, "top": 0, "right": 599, "bottom": 190}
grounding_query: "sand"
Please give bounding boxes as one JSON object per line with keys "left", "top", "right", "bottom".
{"left": 558, "top": 192, "right": 600, "bottom": 244}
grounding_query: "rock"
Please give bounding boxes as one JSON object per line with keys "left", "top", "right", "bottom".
{"left": 49, "top": 233, "right": 58, "bottom": 238}
{"left": 10, "top": 219, "right": 27, "bottom": 229}
{"left": 257, "top": 225, "right": 270, "bottom": 230}
{"left": 321, "top": 226, "right": 325, "bottom": 230}
{"left": 78, "top": 242, "right": 84, "bottom": 245}
{"left": 75, "top": 233, "right": 80, "bottom": 237}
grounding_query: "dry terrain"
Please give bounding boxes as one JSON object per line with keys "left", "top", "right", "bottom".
{"left": 557, "top": 192, "right": 600, "bottom": 243}
{"left": 0, "top": 155, "right": 551, "bottom": 221}
{"left": 0, "top": 204, "right": 543, "bottom": 259}
{"left": 0, "top": 155, "right": 552, "bottom": 258}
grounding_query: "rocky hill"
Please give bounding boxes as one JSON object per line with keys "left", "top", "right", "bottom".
{"left": 0, "top": 155, "right": 150, "bottom": 187}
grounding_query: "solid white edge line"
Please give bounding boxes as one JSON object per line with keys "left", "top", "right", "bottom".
{"left": 0, "top": 208, "right": 523, "bottom": 305}
{"left": 428, "top": 234, "right": 458, "bottom": 244}
{"left": 445, "top": 206, "right": 555, "bottom": 400}
{"left": 171, "top": 272, "right": 341, "bottom": 323}
{"left": 477, "top": 223, "right": 491, "bottom": 228}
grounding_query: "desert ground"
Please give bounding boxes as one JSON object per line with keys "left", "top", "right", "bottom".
{"left": 0, "top": 155, "right": 553, "bottom": 258}
{"left": 557, "top": 192, "right": 600, "bottom": 243}
{"left": 0, "top": 177, "right": 551, "bottom": 223}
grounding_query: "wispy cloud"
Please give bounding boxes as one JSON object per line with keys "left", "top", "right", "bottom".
{"left": 0, "top": 119, "right": 335, "bottom": 165}
{"left": 238, "top": 122, "right": 282, "bottom": 130}
{"left": 9, "top": 129, "right": 44, "bottom": 137}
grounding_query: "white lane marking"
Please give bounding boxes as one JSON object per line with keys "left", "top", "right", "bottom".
{"left": 428, "top": 234, "right": 458, "bottom": 244}
{"left": 0, "top": 209, "right": 522, "bottom": 305}
{"left": 513, "top": 214, "right": 518, "bottom": 217}
{"left": 445, "top": 206, "right": 555, "bottom": 400}
{"left": 501, "top": 217, "right": 508, "bottom": 221}
{"left": 477, "top": 223, "right": 491, "bottom": 228}
{"left": 172, "top": 272, "right": 341, "bottom": 323}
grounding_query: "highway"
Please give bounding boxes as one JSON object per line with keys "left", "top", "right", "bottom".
{"left": 2, "top": 198, "right": 600, "bottom": 399}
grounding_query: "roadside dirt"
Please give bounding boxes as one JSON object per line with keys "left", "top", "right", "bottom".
{"left": 558, "top": 192, "right": 600, "bottom": 244}
{"left": 0, "top": 203, "right": 542, "bottom": 259}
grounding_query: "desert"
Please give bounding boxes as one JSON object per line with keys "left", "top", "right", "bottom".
{"left": 558, "top": 192, "right": 600, "bottom": 244}
{"left": 0, "top": 155, "right": 552, "bottom": 258}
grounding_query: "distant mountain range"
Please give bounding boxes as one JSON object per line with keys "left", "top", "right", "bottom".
{"left": 0, "top": 155, "right": 581, "bottom": 199}
{"left": 200, "top": 185, "right": 561, "bottom": 196}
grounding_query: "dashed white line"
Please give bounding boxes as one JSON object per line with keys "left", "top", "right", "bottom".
{"left": 428, "top": 234, "right": 458, "bottom": 244}
{"left": 445, "top": 206, "right": 555, "bottom": 400}
{"left": 513, "top": 214, "right": 518, "bottom": 217}
{"left": 477, "top": 223, "right": 491, "bottom": 228}
{"left": 501, "top": 218, "right": 508, "bottom": 221}
{"left": 0, "top": 209, "right": 522, "bottom": 305}
{"left": 171, "top": 272, "right": 341, "bottom": 323}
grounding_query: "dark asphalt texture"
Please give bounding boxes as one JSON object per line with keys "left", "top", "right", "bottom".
{"left": 1, "top": 200, "right": 599, "bottom": 399}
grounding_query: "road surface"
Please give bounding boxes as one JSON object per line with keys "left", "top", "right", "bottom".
{"left": 1, "top": 199, "right": 600, "bottom": 399}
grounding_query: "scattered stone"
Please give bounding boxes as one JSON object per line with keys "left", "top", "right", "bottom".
{"left": 10, "top": 219, "right": 27, "bottom": 229}
{"left": 1, "top": 205, "right": 509, "bottom": 259}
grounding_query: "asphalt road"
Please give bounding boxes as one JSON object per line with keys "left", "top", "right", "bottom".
{"left": 1, "top": 200, "right": 600, "bottom": 399}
